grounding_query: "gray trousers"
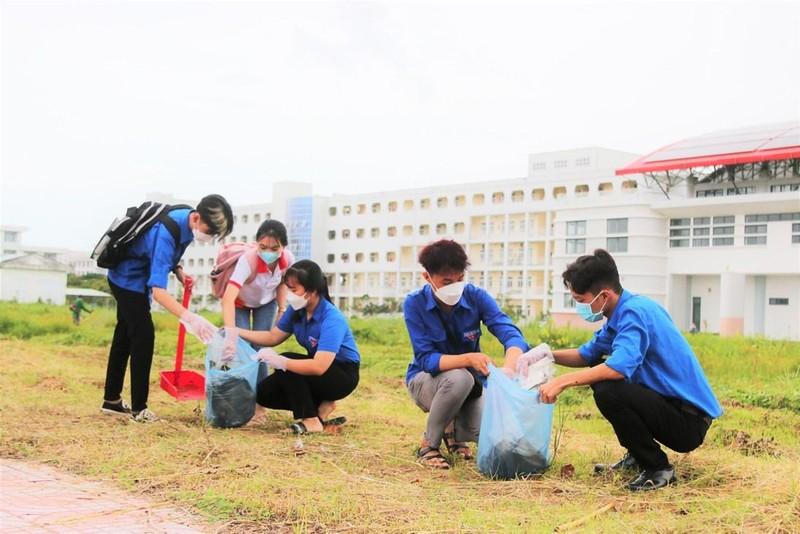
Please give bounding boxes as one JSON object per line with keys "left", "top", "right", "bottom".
{"left": 407, "top": 368, "right": 483, "bottom": 449}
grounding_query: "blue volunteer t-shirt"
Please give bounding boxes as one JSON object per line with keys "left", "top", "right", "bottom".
{"left": 578, "top": 289, "right": 723, "bottom": 419}
{"left": 107, "top": 208, "right": 194, "bottom": 295}
{"left": 403, "top": 283, "right": 529, "bottom": 384}
{"left": 276, "top": 298, "right": 361, "bottom": 364}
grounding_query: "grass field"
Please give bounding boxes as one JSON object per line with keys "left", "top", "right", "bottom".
{"left": 1, "top": 302, "right": 799, "bottom": 533}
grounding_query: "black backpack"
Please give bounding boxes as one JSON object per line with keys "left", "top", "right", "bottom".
{"left": 91, "top": 201, "right": 192, "bottom": 269}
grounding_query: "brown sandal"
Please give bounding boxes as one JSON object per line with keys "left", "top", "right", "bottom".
{"left": 444, "top": 433, "right": 474, "bottom": 460}
{"left": 417, "top": 446, "right": 450, "bottom": 469}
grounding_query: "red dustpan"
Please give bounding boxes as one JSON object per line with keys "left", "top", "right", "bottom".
{"left": 160, "top": 284, "right": 206, "bottom": 400}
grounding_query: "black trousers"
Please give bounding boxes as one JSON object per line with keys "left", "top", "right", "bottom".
{"left": 256, "top": 352, "right": 359, "bottom": 419}
{"left": 592, "top": 380, "right": 712, "bottom": 471}
{"left": 104, "top": 281, "right": 155, "bottom": 412}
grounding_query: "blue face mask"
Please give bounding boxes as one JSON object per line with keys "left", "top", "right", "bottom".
{"left": 259, "top": 250, "right": 280, "bottom": 264}
{"left": 575, "top": 292, "right": 607, "bottom": 322}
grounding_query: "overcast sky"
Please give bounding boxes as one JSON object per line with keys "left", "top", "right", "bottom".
{"left": 2, "top": 0, "right": 799, "bottom": 251}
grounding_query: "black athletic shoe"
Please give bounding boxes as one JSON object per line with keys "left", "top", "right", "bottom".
{"left": 101, "top": 399, "right": 132, "bottom": 417}
{"left": 593, "top": 451, "right": 639, "bottom": 475}
{"left": 626, "top": 466, "right": 676, "bottom": 491}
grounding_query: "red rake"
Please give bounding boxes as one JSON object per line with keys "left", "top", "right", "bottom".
{"left": 159, "top": 284, "right": 206, "bottom": 400}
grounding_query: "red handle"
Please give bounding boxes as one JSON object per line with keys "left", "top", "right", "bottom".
{"left": 173, "top": 284, "right": 192, "bottom": 380}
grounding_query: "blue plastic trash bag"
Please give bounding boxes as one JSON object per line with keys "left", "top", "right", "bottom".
{"left": 477, "top": 364, "right": 554, "bottom": 479}
{"left": 205, "top": 331, "right": 264, "bottom": 428}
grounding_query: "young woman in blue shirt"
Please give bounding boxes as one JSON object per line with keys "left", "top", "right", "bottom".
{"left": 403, "top": 240, "right": 529, "bottom": 469}
{"left": 239, "top": 260, "right": 360, "bottom": 434}
{"left": 524, "top": 249, "right": 722, "bottom": 491}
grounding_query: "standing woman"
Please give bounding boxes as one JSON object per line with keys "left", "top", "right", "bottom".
{"left": 238, "top": 260, "right": 360, "bottom": 434}
{"left": 221, "top": 220, "right": 294, "bottom": 359}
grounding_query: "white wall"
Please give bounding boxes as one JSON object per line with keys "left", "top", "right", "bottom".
{"left": 0, "top": 269, "right": 67, "bottom": 304}
{"left": 764, "top": 275, "right": 800, "bottom": 339}
{"left": 688, "top": 275, "right": 721, "bottom": 333}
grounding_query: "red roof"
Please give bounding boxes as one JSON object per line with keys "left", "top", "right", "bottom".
{"left": 616, "top": 122, "right": 800, "bottom": 175}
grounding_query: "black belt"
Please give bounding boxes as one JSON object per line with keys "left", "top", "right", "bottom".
{"left": 677, "top": 401, "right": 712, "bottom": 427}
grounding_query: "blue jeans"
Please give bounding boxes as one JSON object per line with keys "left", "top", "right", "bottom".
{"left": 235, "top": 300, "right": 277, "bottom": 383}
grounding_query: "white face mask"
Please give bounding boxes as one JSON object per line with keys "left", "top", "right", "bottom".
{"left": 430, "top": 279, "right": 466, "bottom": 306}
{"left": 193, "top": 228, "right": 213, "bottom": 243}
{"left": 286, "top": 291, "right": 309, "bottom": 310}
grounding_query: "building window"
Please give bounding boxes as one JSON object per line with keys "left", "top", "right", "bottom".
{"left": 727, "top": 186, "right": 755, "bottom": 195}
{"left": 575, "top": 157, "right": 590, "bottom": 167}
{"left": 492, "top": 192, "right": 504, "bottom": 204}
{"left": 356, "top": 204, "right": 365, "bottom": 214}
{"left": 770, "top": 183, "right": 799, "bottom": 192}
{"left": 327, "top": 254, "right": 334, "bottom": 263}
{"left": 420, "top": 198, "right": 431, "bottom": 209}
{"left": 696, "top": 189, "right": 724, "bottom": 198}
{"left": 254, "top": 214, "right": 261, "bottom": 223}
{"left": 607, "top": 218, "right": 628, "bottom": 234}
{"left": 329, "top": 207, "right": 337, "bottom": 216}
{"left": 793, "top": 223, "right": 800, "bottom": 244}
{"left": 512, "top": 190, "right": 524, "bottom": 202}
{"left": 343, "top": 205, "right": 352, "bottom": 215}
{"left": 622, "top": 180, "right": 638, "bottom": 192}
{"left": 370, "top": 252, "right": 378, "bottom": 263}
{"left": 693, "top": 227, "right": 710, "bottom": 236}
{"left": 532, "top": 188, "right": 545, "bottom": 200}
{"left": 598, "top": 182, "right": 613, "bottom": 194}
{"left": 342, "top": 229, "right": 351, "bottom": 239}
{"left": 566, "top": 220, "right": 586, "bottom": 236}
{"left": 670, "top": 218, "right": 691, "bottom": 227}
{"left": 188, "top": 259, "right": 195, "bottom": 267}
{"left": 198, "top": 259, "right": 205, "bottom": 267}
{"left": 768, "top": 298, "right": 789, "bottom": 305}
{"left": 553, "top": 186, "right": 567, "bottom": 199}
{"left": 607, "top": 237, "right": 628, "bottom": 253}
{"left": 403, "top": 225, "right": 413, "bottom": 236}
{"left": 455, "top": 195, "right": 465, "bottom": 207}
{"left": 436, "top": 223, "right": 447, "bottom": 235}
{"left": 404, "top": 199, "right": 414, "bottom": 211}
{"left": 388, "top": 226, "right": 397, "bottom": 237}
{"left": 371, "top": 202, "right": 381, "bottom": 213}
{"left": 745, "top": 212, "right": 800, "bottom": 223}
{"left": 388, "top": 201, "right": 398, "bottom": 212}
{"left": 328, "top": 230, "right": 336, "bottom": 239}
{"left": 356, "top": 228, "right": 365, "bottom": 238}
{"left": 532, "top": 161, "right": 546, "bottom": 171}
{"left": 563, "top": 293, "right": 575, "bottom": 308}
{"left": 693, "top": 217, "right": 710, "bottom": 226}
{"left": 554, "top": 159, "right": 567, "bottom": 169}
{"left": 420, "top": 224, "right": 430, "bottom": 235}
{"left": 341, "top": 253, "right": 349, "bottom": 263}
{"left": 744, "top": 235, "right": 767, "bottom": 245}
{"left": 575, "top": 184, "right": 589, "bottom": 196}
{"left": 473, "top": 193, "right": 485, "bottom": 205}
{"left": 386, "top": 252, "right": 396, "bottom": 262}
{"left": 454, "top": 222, "right": 465, "bottom": 234}
{"left": 370, "top": 227, "right": 379, "bottom": 238}
{"left": 355, "top": 253, "right": 364, "bottom": 263}
{"left": 670, "top": 239, "right": 690, "bottom": 248}
{"left": 437, "top": 197, "right": 448, "bottom": 208}
{"left": 692, "top": 238, "right": 710, "bottom": 247}
{"left": 241, "top": 214, "right": 248, "bottom": 224}
{"left": 566, "top": 239, "right": 586, "bottom": 254}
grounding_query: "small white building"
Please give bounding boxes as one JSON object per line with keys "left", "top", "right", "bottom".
{"left": 0, "top": 254, "right": 68, "bottom": 304}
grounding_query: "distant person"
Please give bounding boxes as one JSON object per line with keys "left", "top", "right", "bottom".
{"left": 402, "top": 240, "right": 528, "bottom": 469}
{"left": 521, "top": 249, "right": 721, "bottom": 490}
{"left": 70, "top": 297, "right": 92, "bottom": 325}
{"left": 102, "top": 195, "right": 234, "bottom": 423}
{"left": 239, "top": 260, "right": 360, "bottom": 434}
{"left": 220, "top": 220, "right": 294, "bottom": 359}
{"left": 689, "top": 322, "right": 698, "bottom": 334}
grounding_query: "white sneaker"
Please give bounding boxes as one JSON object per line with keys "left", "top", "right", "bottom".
{"left": 130, "top": 408, "right": 160, "bottom": 423}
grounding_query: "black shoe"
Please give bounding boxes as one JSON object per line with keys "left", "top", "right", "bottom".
{"left": 593, "top": 452, "right": 639, "bottom": 475}
{"left": 101, "top": 399, "right": 131, "bottom": 417}
{"left": 626, "top": 466, "right": 676, "bottom": 491}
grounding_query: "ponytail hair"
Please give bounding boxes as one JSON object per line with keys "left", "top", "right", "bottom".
{"left": 283, "top": 259, "right": 332, "bottom": 303}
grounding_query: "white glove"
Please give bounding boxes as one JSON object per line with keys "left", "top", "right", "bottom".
{"left": 180, "top": 311, "right": 216, "bottom": 344}
{"left": 256, "top": 348, "right": 289, "bottom": 371}
{"left": 222, "top": 326, "right": 238, "bottom": 362}
{"left": 516, "top": 343, "right": 553, "bottom": 377}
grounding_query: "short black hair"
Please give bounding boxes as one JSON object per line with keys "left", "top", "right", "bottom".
{"left": 562, "top": 249, "right": 622, "bottom": 295}
{"left": 418, "top": 239, "right": 470, "bottom": 275}
{"left": 283, "top": 259, "right": 332, "bottom": 303}
{"left": 196, "top": 194, "right": 234, "bottom": 238}
{"left": 256, "top": 219, "right": 288, "bottom": 246}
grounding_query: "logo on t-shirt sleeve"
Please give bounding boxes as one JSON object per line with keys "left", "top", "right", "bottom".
{"left": 308, "top": 336, "right": 319, "bottom": 348}
{"left": 463, "top": 329, "right": 480, "bottom": 342}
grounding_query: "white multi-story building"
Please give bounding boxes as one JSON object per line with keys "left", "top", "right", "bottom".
{"left": 0, "top": 225, "right": 103, "bottom": 276}
{"left": 174, "top": 122, "right": 799, "bottom": 339}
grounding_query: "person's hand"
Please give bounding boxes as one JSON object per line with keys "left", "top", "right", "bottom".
{"left": 500, "top": 366, "right": 515, "bottom": 379}
{"left": 256, "top": 348, "right": 289, "bottom": 371}
{"left": 538, "top": 377, "right": 565, "bottom": 404}
{"left": 222, "top": 326, "right": 238, "bottom": 362}
{"left": 516, "top": 343, "right": 553, "bottom": 377}
{"left": 180, "top": 311, "right": 216, "bottom": 344}
{"left": 183, "top": 274, "right": 194, "bottom": 291}
{"left": 468, "top": 353, "right": 492, "bottom": 376}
